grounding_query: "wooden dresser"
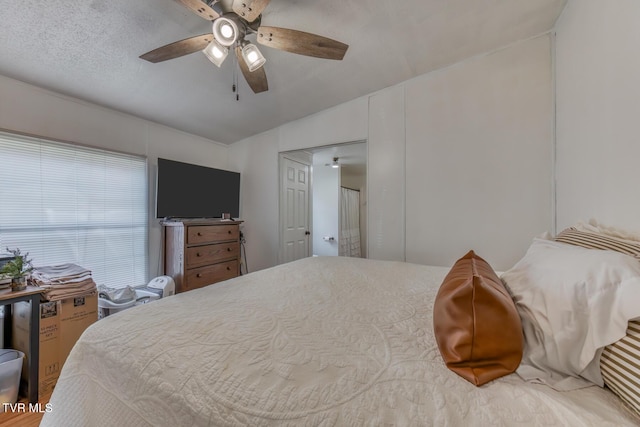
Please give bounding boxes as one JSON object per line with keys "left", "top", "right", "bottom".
{"left": 162, "top": 219, "right": 243, "bottom": 293}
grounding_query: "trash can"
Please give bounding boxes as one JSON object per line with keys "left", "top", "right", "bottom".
{"left": 0, "top": 350, "right": 24, "bottom": 411}
{"left": 0, "top": 306, "right": 4, "bottom": 347}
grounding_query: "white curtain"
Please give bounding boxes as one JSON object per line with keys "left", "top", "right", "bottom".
{"left": 339, "top": 187, "right": 361, "bottom": 257}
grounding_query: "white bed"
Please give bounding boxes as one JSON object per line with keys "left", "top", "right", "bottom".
{"left": 41, "top": 256, "right": 639, "bottom": 426}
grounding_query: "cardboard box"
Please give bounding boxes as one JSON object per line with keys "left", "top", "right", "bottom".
{"left": 12, "top": 292, "right": 97, "bottom": 399}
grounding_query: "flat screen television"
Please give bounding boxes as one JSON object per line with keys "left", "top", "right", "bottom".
{"left": 156, "top": 158, "right": 240, "bottom": 219}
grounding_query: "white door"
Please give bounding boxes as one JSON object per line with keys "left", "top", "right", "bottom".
{"left": 280, "top": 157, "right": 311, "bottom": 263}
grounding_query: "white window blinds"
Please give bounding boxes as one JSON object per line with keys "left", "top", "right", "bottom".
{"left": 0, "top": 131, "right": 148, "bottom": 288}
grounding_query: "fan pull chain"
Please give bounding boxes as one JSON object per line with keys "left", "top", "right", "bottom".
{"left": 232, "top": 52, "right": 239, "bottom": 101}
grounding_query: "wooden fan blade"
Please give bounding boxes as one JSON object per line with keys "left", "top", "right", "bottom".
{"left": 140, "top": 34, "right": 213, "bottom": 63}
{"left": 232, "top": 0, "right": 270, "bottom": 23}
{"left": 174, "top": 0, "right": 219, "bottom": 21}
{"left": 257, "top": 26, "right": 348, "bottom": 60}
{"left": 235, "top": 47, "right": 268, "bottom": 93}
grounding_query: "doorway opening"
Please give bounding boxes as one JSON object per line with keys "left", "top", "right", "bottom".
{"left": 279, "top": 141, "right": 367, "bottom": 264}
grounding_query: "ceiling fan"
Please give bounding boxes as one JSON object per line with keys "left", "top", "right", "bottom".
{"left": 325, "top": 157, "right": 340, "bottom": 168}
{"left": 140, "top": 0, "right": 349, "bottom": 94}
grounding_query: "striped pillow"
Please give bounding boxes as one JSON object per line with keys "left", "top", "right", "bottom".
{"left": 601, "top": 320, "right": 640, "bottom": 417}
{"left": 554, "top": 228, "right": 640, "bottom": 260}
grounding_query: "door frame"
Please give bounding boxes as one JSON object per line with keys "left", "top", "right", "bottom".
{"left": 278, "top": 152, "right": 313, "bottom": 265}
{"left": 279, "top": 140, "right": 368, "bottom": 264}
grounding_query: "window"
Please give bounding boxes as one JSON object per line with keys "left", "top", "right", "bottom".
{"left": 0, "top": 131, "right": 147, "bottom": 288}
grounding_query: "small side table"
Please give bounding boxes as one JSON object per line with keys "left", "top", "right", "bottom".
{"left": 0, "top": 285, "right": 45, "bottom": 404}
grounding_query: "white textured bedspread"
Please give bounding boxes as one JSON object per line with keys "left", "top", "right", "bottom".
{"left": 41, "top": 257, "right": 639, "bottom": 426}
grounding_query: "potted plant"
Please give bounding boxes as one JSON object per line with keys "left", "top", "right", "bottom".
{"left": 0, "top": 248, "right": 34, "bottom": 291}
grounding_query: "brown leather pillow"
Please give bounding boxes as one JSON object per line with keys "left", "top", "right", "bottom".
{"left": 433, "top": 250, "right": 523, "bottom": 386}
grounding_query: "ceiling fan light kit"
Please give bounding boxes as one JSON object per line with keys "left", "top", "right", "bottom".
{"left": 140, "top": 0, "right": 349, "bottom": 94}
{"left": 202, "top": 39, "right": 229, "bottom": 67}
{"left": 212, "top": 16, "right": 241, "bottom": 46}
{"left": 241, "top": 43, "right": 266, "bottom": 72}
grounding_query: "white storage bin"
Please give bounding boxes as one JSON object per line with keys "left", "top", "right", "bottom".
{"left": 0, "top": 349, "right": 24, "bottom": 411}
{"left": 0, "top": 306, "right": 4, "bottom": 348}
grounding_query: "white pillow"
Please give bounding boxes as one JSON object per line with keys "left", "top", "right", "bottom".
{"left": 501, "top": 238, "right": 640, "bottom": 390}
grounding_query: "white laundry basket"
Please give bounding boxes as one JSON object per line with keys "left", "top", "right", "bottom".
{"left": 97, "top": 297, "right": 136, "bottom": 319}
{"left": 0, "top": 349, "right": 24, "bottom": 411}
{"left": 98, "top": 289, "right": 161, "bottom": 319}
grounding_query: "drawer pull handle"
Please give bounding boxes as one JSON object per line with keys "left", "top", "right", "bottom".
{"left": 226, "top": 266, "right": 231, "bottom": 271}
{"left": 196, "top": 252, "right": 201, "bottom": 257}
{"left": 227, "top": 247, "right": 232, "bottom": 252}
{"left": 196, "top": 273, "right": 202, "bottom": 278}
{"left": 228, "top": 230, "right": 232, "bottom": 234}
{"left": 197, "top": 232, "right": 202, "bottom": 236}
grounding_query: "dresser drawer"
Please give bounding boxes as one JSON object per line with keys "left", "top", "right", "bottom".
{"left": 187, "top": 225, "right": 239, "bottom": 244}
{"left": 186, "top": 242, "right": 240, "bottom": 268}
{"left": 184, "top": 260, "right": 238, "bottom": 290}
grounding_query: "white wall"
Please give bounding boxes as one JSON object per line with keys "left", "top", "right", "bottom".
{"left": 368, "top": 87, "right": 406, "bottom": 261}
{"left": 231, "top": 34, "right": 554, "bottom": 272}
{"left": 555, "top": 0, "right": 640, "bottom": 233}
{"left": 228, "top": 129, "right": 281, "bottom": 271}
{"left": 278, "top": 98, "right": 369, "bottom": 152}
{"left": 0, "top": 75, "right": 229, "bottom": 282}
{"left": 405, "top": 35, "right": 554, "bottom": 269}
{"left": 312, "top": 155, "right": 340, "bottom": 256}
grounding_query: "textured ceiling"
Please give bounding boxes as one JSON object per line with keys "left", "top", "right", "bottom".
{"left": 0, "top": 0, "right": 566, "bottom": 144}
